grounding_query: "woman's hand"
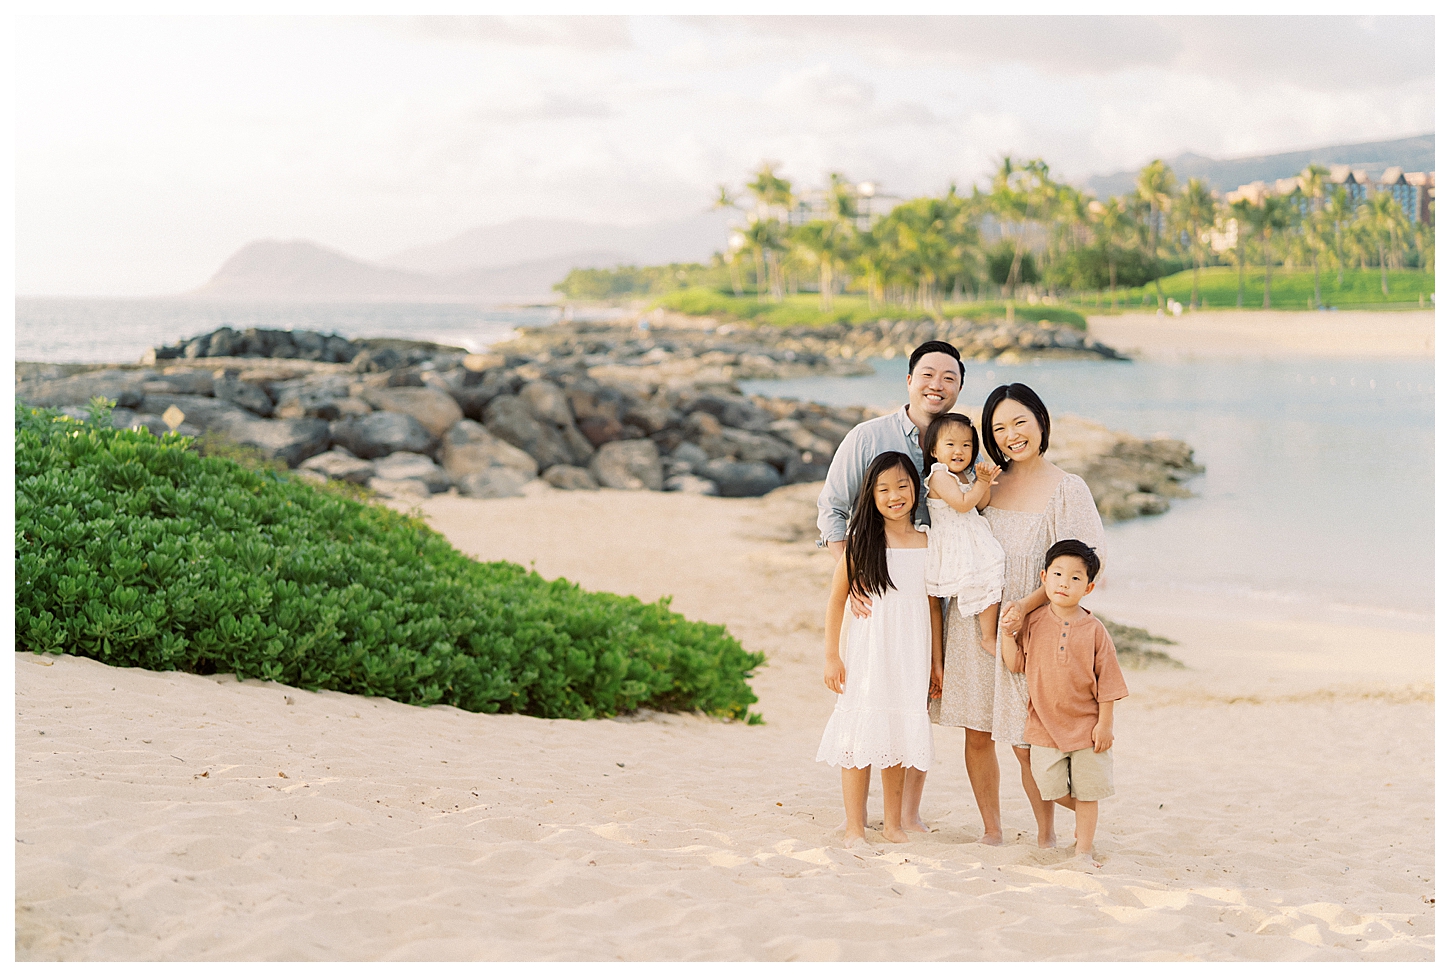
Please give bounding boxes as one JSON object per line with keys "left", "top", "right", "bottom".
{"left": 999, "top": 599, "right": 1023, "bottom": 636}
{"left": 824, "top": 654, "right": 846, "bottom": 694}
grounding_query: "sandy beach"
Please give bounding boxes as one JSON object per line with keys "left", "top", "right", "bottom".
{"left": 1086, "top": 309, "right": 1434, "bottom": 360}
{"left": 15, "top": 478, "right": 1434, "bottom": 961}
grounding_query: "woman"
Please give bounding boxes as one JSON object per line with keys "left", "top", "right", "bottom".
{"left": 932, "top": 383, "right": 1105, "bottom": 847}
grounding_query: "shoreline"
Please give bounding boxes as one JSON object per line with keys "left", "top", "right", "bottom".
{"left": 16, "top": 485, "right": 1434, "bottom": 960}
{"left": 1085, "top": 309, "right": 1434, "bottom": 360}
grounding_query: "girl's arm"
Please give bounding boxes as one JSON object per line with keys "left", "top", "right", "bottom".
{"left": 927, "top": 469, "right": 979, "bottom": 514}
{"left": 823, "top": 556, "right": 851, "bottom": 693}
{"left": 928, "top": 596, "right": 944, "bottom": 699}
{"left": 973, "top": 461, "right": 1000, "bottom": 512}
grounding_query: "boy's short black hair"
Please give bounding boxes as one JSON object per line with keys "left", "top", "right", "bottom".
{"left": 922, "top": 412, "right": 979, "bottom": 468}
{"left": 1044, "top": 539, "right": 1101, "bottom": 581}
{"left": 908, "top": 340, "right": 964, "bottom": 380}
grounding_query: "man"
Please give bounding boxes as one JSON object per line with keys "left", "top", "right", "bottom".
{"left": 817, "top": 340, "right": 965, "bottom": 557}
{"left": 815, "top": 340, "right": 965, "bottom": 835}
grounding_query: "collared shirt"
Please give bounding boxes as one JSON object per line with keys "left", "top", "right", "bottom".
{"left": 1021, "top": 606, "right": 1129, "bottom": 753}
{"left": 816, "top": 405, "right": 928, "bottom": 543}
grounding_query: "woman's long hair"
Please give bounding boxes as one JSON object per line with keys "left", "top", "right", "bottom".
{"left": 845, "top": 451, "right": 921, "bottom": 598}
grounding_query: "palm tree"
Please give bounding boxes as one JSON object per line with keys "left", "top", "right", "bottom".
{"left": 1174, "top": 178, "right": 1216, "bottom": 309}
{"left": 1089, "top": 197, "right": 1134, "bottom": 310}
{"left": 1357, "top": 189, "right": 1412, "bottom": 296}
{"left": 1297, "top": 165, "right": 1332, "bottom": 307}
{"left": 1226, "top": 198, "right": 1256, "bottom": 307}
{"left": 1242, "top": 195, "right": 1298, "bottom": 308}
{"left": 1321, "top": 187, "right": 1354, "bottom": 287}
{"left": 988, "top": 157, "right": 1054, "bottom": 321}
{"left": 1135, "top": 159, "right": 1178, "bottom": 311}
{"left": 744, "top": 163, "right": 795, "bottom": 300}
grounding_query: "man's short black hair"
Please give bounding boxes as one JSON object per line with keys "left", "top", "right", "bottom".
{"left": 908, "top": 340, "right": 964, "bottom": 381}
{"left": 1043, "top": 539, "right": 1101, "bottom": 582}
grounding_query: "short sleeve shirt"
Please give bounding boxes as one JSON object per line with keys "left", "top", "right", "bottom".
{"left": 1021, "top": 606, "right": 1129, "bottom": 753}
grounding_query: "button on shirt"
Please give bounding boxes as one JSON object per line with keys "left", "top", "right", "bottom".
{"left": 816, "top": 405, "right": 928, "bottom": 543}
{"left": 1021, "top": 606, "right": 1129, "bottom": 753}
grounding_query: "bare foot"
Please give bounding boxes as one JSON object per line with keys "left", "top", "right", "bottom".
{"left": 835, "top": 818, "right": 849, "bottom": 832}
{"left": 1038, "top": 829, "right": 1057, "bottom": 850}
{"left": 903, "top": 816, "right": 930, "bottom": 833}
{"left": 880, "top": 826, "right": 909, "bottom": 843}
{"left": 1065, "top": 850, "right": 1102, "bottom": 871}
{"left": 976, "top": 831, "right": 1004, "bottom": 846}
{"left": 979, "top": 632, "right": 997, "bottom": 655}
{"left": 842, "top": 832, "right": 875, "bottom": 851}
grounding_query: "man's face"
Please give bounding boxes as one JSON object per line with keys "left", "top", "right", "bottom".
{"left": 907, "top": 352, "right": 962, "bottom": 419}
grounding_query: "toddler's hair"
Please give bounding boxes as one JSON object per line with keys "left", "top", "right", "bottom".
{"left": 1044, "top": 539, "right": 1101, "bottom": 581}
{"left": 923, "top": 412, "right": 979, "bottom": 469}
{"left": 845, "top": 451, "right": 921, "bottom": 598}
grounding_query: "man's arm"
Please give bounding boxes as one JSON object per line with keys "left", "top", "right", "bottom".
{"left": 815, "top": 424, "right": 871, "bottom": 549}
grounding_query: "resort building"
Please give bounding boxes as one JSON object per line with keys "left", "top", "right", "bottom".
{"left": 1223, "top": 166, "right": 1434, "bottom": 226}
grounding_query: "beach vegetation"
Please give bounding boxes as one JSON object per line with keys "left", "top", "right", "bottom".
{"left": 14, "top": 403, "right": 766, "bottom": 722}
{"left": 556, "top": 156, "right": 1433, "bottom": 322}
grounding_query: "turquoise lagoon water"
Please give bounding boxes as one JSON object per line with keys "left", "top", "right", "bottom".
{"left": 741, "top": 356, "right": 1434, "bottom": 623}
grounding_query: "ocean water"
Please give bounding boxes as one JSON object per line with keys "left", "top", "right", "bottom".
{"left": 15, "top": 298, "right": 1432, "bottom": 623}
{"left": 741, "top": 357, "right": 1435, "bottom": 623}
{"left": 14, "top": 297, "right": 561, "bottom": 365}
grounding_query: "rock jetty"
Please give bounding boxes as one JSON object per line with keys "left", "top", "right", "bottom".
{"left": 16, "top": 322, "right": 1196, "bottom": 521}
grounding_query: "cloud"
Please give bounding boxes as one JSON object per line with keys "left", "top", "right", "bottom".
{"left": 713, "top": 15, "right": 1433, "bottom": 92}
{"left": 403, "top": 15, "right": 633, "bottom": 51}
{"left": 474, "top": 92, "right": 614, "bottom": 122}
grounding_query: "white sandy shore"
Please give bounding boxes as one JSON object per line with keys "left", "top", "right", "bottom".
{"left": 14, "top": 483, "right": 1434, "bottom": 961}
{"left": 1086, "top": 309, "right": 1434, "bottom": 360}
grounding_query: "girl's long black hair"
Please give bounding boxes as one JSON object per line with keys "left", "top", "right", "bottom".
{"left": 845, "top": 451, "right": 921, "bottom": 598}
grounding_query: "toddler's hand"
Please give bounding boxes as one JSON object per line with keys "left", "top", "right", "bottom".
{"left": 975, "top": 461, "right": 1001, "bottom": 486}
{"left": 824, "top": 655, "right": 846, "bottom": 694}
{"left": 1091, "top": 720, "right": 1114, "bottom": 753}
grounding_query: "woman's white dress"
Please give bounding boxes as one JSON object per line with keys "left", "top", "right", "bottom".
{"left": 930, "top": 473, "right": 1105, "bottom": 745}
{"left": 816, "top": 546, "right": 934, "bottom": 772}
{"left": 923, "top": 463, "right": 1006, "bottom": 618}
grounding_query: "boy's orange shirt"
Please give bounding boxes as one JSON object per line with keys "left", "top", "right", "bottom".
{"left": 1021, "top": 605, "right": 1128, "bottom": 753}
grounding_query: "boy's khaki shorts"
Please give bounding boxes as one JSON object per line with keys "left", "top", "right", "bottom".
{"left": 1030, "top": 745, "right": 1114, "bottom": 802}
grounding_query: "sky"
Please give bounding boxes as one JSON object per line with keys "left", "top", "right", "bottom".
{"left": 15, "top": 14, "right": 1436, "bottom": 296}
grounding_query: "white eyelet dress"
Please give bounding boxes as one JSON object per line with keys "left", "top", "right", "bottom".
{"left": 816, "top": 546, "right": 934, "bottom": 772}
{"left": 923, "top": 463, "right": 1007, "bottom": 618}
{"left": 930, "top": 473, "right": 1105, "bottom": 745}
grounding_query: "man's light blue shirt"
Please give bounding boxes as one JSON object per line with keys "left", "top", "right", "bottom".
{"left": 816, "top": 405, "right": 930, "bottom": 543}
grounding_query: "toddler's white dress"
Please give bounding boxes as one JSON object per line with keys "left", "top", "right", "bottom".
{"left": 924, "top": 463, "right": 1007, "bottom": 618}
{"left": 816, "top": 545, "right": 933, "bottom": 772}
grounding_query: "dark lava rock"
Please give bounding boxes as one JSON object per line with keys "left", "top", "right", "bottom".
{"left": 329, "top": 411, "right": 437, "bottom": 459}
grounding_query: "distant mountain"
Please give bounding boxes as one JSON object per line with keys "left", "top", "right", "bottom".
{"left": 1081, "top": 133, "right": 1435, "bottom": 198}
{"left": 194, "top": 239, "right": 624, "bottom": 302}
{"left": 386, "top": 212, "right": 734, "bottom": 276}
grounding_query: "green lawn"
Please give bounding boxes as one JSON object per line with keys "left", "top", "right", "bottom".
{"left": 1088, "top": 267, "right": 1435, "bottom": 312}
{"left": 652, "top": 288, "right": 1088, "bottom": 330}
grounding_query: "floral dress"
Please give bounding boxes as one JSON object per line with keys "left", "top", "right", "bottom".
{"left": 930, "top": 473, "right": 1105, "bottom": 745}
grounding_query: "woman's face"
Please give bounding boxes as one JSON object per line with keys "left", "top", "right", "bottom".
{"left": 872, "top": 463, "right": 916, "bottom": 522}
{"left": 991, "top": 398, "right": 1043, "bottom": 463}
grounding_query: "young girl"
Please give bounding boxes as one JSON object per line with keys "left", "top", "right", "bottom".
{"left": 817, "top": 451, "right": 943, "bottom": 848}
{"left": 922, "top": 413, "right": 1007, "bottom": 655}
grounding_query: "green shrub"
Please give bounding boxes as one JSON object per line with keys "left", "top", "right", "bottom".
{"left": 14, "top": 403, "right": 765, "bottom": 721}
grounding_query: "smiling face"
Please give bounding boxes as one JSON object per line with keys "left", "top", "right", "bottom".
{"left": 872, "top": 462, "right": 917, "bottom": 524}
{"left": 931, "top": 421, "right": 977, "bottom": 474}
{"left": 1040, "top": 554, "right": 1095, "bottom": 609}
{"left": 906, "top": 352, "right": 962, "bottom": 420}
{"left": 990, "top": 398, "right": 1043, "bottom": 464}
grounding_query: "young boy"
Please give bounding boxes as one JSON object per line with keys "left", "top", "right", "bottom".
{"left": 1003, "top": 539, "right": 1128, "bottom": 870}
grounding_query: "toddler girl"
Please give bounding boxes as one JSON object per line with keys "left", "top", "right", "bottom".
{"left": 922, "top": 412, "right": 1007, "bottom": 654}
{"left": 817, "top": 450, "right": 943, "bottom": 848}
